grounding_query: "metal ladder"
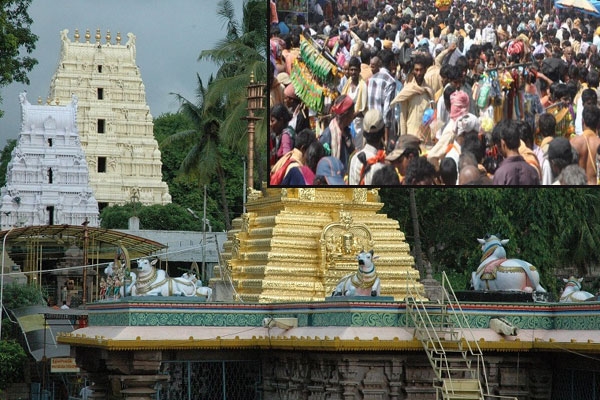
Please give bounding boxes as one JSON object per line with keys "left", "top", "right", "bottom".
{"left": 406, "top": 272, "right": 518, "bottom": 400}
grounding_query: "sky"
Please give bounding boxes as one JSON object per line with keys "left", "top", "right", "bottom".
{"left": 0, "top": 0, "right": 245, "bottom": 148}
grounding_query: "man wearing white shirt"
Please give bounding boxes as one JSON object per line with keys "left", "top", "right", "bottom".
{"left": 463, "top": 29, "right": 476, "bottom": 54}
{"left": 348, "top": 109, "right": 386, "bottom": 185}
{"left": 575, "top": 88, "right": 598, "bottom": 135}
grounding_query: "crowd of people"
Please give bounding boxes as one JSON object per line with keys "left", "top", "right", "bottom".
{"left": 269, "top": 0, "right": 600, "bottom": 185}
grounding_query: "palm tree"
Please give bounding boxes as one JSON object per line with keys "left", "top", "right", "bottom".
{"left": 198, "top": 0, "right": 268, "bottom": 187}
{"left": 166, "top": 75, "right": 233, "bottom": 230}
{"left": 163, "top": 0, "right": 267, "bottom": 231}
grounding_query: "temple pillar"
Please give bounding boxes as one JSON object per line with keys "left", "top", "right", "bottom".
{"left": 114, "top": 374, "right": 169, "bottom": 400}
{"left": 85, "top": 372, "right": 110, "bottom": 399}
{"left": 404, "top": 359, "right": 437, "bottom": 400}
{"left": 362, "top": 366, "right": 389, "bottom": 399}
{"left": 529, "top": 359, "right": 552, "bottom": 400}
{"left": 385, "top": 359, "right": 404, "bottom": 400}
{"left": 339, "top": 359, "right": 360, "bottom": 400}
{"left": 103, "top": 351, "right": 167, "bottom": 400}
{"left": 497, "top": 358, "right": 531, "bottom": 400}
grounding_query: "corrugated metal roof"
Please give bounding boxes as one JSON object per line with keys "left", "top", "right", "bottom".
{"left": 0, "top": 224, "right": 166, "bottom": 262}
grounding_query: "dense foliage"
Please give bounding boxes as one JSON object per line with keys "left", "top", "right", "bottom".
{"left": 100, "top": 202, "right": 213, "bottom": 232}
{"left": 0, "top": 0, "right": 38, "bottom": 117}
{"left": 0, "top": 139, "right": 16, "bottom": 188}
{"left": 0, "top": 340, "right": 27, "bottom": 390}
{"left": 1, "top": 283, "right": 44, "bottom": 350}
{"left": 380, "top": 188, "right": 600, "bottom": 295}
{"left": 0, "top": 286, "right": 60, "bottom": 393}
{"left": 198, "top": 0, "right": 268, "bottom": 185}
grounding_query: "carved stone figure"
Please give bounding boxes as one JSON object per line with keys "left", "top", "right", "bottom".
{"left": 331, "top": 250, "right": 381, "bottom": 297}
{"left": 560, "top": 276, "right": 595, "bottom": 302}
{"left": 104, "top": 261, "right": 136, "bottom": 298}
{"left": 471, "top": 234, "right": 546, "bottom": 293}
{"left": 132, "top": 258, "right": 212, "bottom": 298}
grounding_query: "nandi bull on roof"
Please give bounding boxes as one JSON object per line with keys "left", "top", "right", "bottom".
{"left": 332, "top": 250, "right": 381, "bottom": 297}
{"left": 471, "top": 234, "right": 546, "bottom": 293}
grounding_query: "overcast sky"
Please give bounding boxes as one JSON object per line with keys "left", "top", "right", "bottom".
{"left": 0, "top": 0, "right": 245, "bottom": 148}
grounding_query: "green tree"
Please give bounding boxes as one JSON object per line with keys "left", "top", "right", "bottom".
{"left": 0, "top": 340, "right": 27, "bottom": 391}
{"left": 1, "top": 282, "right": 45, "bottom": 341}
{"left": 0, "top": 0, "right": 38, "bottom": 117}
{"left": 380, "top": 188, "right": 600, "bottom": 295}
{"left": 0, "top": 139, "right": 17, "bottom": 187}
{"left": 99, "top": 203, "right": 136, "bottom": 230}
{"left": 153, "top": 112, "right": 194, "bottom": 185}
{"left": 166, "top": 75, "right": 236, "bottom": 230}
{"left": 0, "top": 283, "right": 43, "bottom": 392}
{"left": 100, "top": 202, "right": 211, "bottom": 231}
{"left": 137, "top": 203, "right": 203, "bottom": 231}
{"left": 198, "top": 0, "right": 268, "bottom": 187}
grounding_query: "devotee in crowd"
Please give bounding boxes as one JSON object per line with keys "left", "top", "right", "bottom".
{"left": 348, "top": 109, "right": 386, "bottom": 185}
{"left": 548, "top": 137, "right": 579, "bottom": 184}
{"left": 268, "top": 0, "right": 600, "bottom": 186}
{"left": 537, "top": 113, "right": 558, "bottom": 184}
{"left": 367, "top": 50, "right": 397, "bottom": 149}
{"left": 314, "top": 156, "right": 347, "bottom": 185}
{"left": 557, "top": 163, "right": 588, "bottom": 185}
{"left": 340, "top": 56, "right": 369, "bottom": 150}
{"left": 371, "top": 164, "right": 401, "bottom": 185}
{"left": 492, "top": 120, "right": 540, "bottom": 185}
{"left": 428, "top": 90, "right": 477, "bottom": 167}
{"left": 404, "top": 156, "right": 437, "bottom": 185}
{"left": 270, "top": 104, "right": 294, "bottom": 165}
{"left": 270, "top": 128, "right": 317, "bottom": 185}
{"left": 394, "top": 53, "right": 434, "bottom": 142}
{"left": 282, "top": 140, "right": 326, "bottom": 186}
{"left": 570, "top": 105, "right": 600, "bottom": 183}
{"left": 284, "top": 84, "right": 310, "bottom": 135}
{"left": 444, "top": 114, "right": 481, "bottom": 180}
{"left": 575, "top": 87, "right": 598, "bottom": 135}
{"left": 439, "top": 157, "right": 458, "bottom": 185}
{"left": 269, "top": 62, "right": 285, "bottom": 107}
{"left": 319, "top": 94, "right": 356, "bottom": 171}
{"left": 385, "top": 134, "right": 422, "bottom": 183}
{"left": 516, "top": 120, "right": 542, "bottom": 178}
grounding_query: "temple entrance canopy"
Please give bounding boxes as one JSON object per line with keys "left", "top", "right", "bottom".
{"left": 0, "top": 225, "right": 166, "bottom": 304}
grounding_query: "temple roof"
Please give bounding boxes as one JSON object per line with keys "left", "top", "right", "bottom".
{"left": 57, "top": 326, "right": 600, "bottom": 353}
{"left": 57, "top": 297, "right": 600, "bottom": 353}
{"left": 0, "top": 225, "right": 166, "bottom": 260}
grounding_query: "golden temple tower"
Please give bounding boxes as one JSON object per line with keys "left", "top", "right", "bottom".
{"left": 218, "top": 187, "right": 424, "bottom": 302}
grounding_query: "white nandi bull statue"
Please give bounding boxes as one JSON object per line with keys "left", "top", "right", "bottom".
{"left": 332, "top": 250, "right": 381, "bottom": 297}
{"left": 132, "top": 258, "right": 212, "bottom": 299}
{"left": 471, "top": 235, "right": 546, "bottom": 293}
{"left": 560, "top": 276, "right": 595, "bottom": 302}
{"left": 181, "top": 272, "right": 213, "bottom": 299}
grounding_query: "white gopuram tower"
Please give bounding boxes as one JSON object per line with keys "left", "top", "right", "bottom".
{"left": 0, "top": 93, "right": 99, "bottom": 229}
{"left": 48, "top": 28, "right": 171, "bottom": 207}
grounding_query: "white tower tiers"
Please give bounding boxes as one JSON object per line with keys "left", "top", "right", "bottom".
{"left": 49, "top": 29, "right": 171, "bottom": 207}
{"left": 0, "top": 93, "right": 99, "bottom": 229}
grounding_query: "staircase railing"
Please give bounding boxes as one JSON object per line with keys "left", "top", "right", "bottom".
{"left": 406, "top": 271, "right": 519, "bottom": 400}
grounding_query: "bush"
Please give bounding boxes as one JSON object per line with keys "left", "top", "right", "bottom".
{"left": 0, "top": 340, "right": 27, "bottom": 390}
